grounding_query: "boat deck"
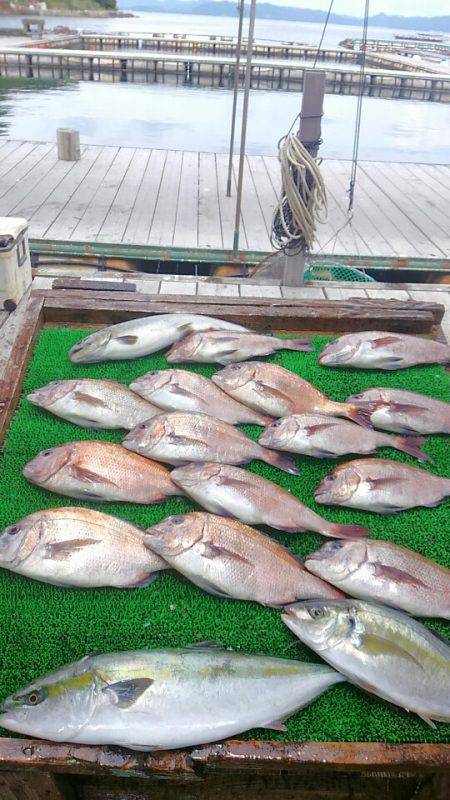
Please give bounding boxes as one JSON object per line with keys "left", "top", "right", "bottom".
{"left": 0, "top": 139, "right": 449, "bottom": 262}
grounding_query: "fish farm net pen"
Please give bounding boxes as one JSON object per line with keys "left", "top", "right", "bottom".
{"left": 0, "top": 329, "right": 448, "bottom": 745}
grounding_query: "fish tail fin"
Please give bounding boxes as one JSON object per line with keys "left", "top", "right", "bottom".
{"left": 324, "top": 523, "right": 370, "bottom": 540}
{"left": 282, "top": 338, "right": 315, "bottom": 352}
{"left": 391, "top": 435, "right": 431, "bottom": 462}
{"left": 344, "top": 401, "right": 376, "bottom": 429}
{"left": 259, "top": 447, "right": 301, "bottom": 476}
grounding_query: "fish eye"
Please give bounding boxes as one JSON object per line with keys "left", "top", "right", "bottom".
{"left": 42, "top": 450, "right": 52, "bottom": 457}
{"left": 170, "top": 515, "right": 185, "bottom": 526}
{"left": 7, "top": 525, "right": 19, "bottom": 536}
{"left": 308, "top": 607, "right": 326, "bottom": 619}
{"left": 138, "top": 423, "right": 147, "bottom": 430}
{"left": 25, "top": 689, "right": 44, "bottom": 706}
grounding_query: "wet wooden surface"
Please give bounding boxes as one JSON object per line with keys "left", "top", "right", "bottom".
{"left": 0, "top": 140, "right": 449, "bottom": 259}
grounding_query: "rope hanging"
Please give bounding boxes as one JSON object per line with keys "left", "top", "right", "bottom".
{"left": 271, "top": 133, "right": 327, "bottom": 253}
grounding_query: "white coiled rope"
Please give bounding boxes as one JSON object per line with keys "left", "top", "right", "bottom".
{"left": 271, "top": 133, "right": 327, "bottom": 252}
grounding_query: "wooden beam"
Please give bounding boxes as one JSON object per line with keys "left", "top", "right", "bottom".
{"left": 52, "top": 279, "right": 137, "bottom": 293}
{"left": 39, "top": 290, "right": 444, "bottom": 333}
{"left": 0, "top": 293, "right": 44, "bottom": 445}
{"left": 0, "top": 770, "right": 75, "bottom": 800}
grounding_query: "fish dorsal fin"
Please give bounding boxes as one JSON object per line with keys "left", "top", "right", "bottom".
{"left": 370, "top": 562, "right": 427, "bottom": 589}
{"left": 103, "top": 677, "right": 154, "bottom": 708}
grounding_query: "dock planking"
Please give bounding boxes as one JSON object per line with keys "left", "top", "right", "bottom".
{"left": 0, "top": 139, "right": 448, "bottom": 262}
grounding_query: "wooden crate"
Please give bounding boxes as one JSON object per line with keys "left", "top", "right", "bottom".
{"left": 0, "top": 286, "right": 448, "bottom": 800}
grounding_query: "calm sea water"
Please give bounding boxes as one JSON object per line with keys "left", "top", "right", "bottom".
{"left": 0, "top": 11, "right": 448, "bottom": 162}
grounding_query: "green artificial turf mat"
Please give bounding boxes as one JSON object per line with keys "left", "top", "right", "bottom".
{"left": 0, "top": 327, "right": 449, "bottom": 745}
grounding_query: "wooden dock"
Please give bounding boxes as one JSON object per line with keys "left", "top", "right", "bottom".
{"left": 1, "top": 46, "right": 448, "bottom": 100}
{"left": 0, "top": 139, "right": 448, "bottom": 267}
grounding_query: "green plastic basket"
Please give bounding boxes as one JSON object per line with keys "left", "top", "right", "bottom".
{"left": 304, "top": 263, "right": 376, "bottom": 282}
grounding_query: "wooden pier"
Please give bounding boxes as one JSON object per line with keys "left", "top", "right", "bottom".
{"left": 1, "top": 46, "right": 448, "bottom": 101}
{"left": 0, "top": 139, "right": 448, "bottom": 269}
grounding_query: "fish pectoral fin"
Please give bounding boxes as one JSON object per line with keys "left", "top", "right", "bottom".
{"left": 360, "top": 634, "right": 425, "bottom": 671}
{"left": 208, "top": 503, "right": 235, "bottom": 519}
{"left": 44, "top": 538, "right": 100, "bottom": 560}
{"left": 262, "top": 718, "right": 288, "bottom": 732}
{"left": 366, "top": 477, "right": 404, "bottom": 490}
{"left": 415, "top": 712, "right": 437, "bottom": 729}
{"left": 168, "top": 434, "right": 204, "bottom": 447}
{"left": 254, "top": 381, "right": 294, "bottom": 409}
{"left": 103, "top": 678, "right": 154, "bottom": 709}
{"left": 305, "top": 422, "right": 340, "bottom": 436}
{"left": 73, "top": 392, "right": 108, "bottom": 408}
{"left": 185, "top": 640, "right": 224, "bottom": 649}
{"left": 71, "top": 465, "right": 118, "bottom": 487}
{"left": 167, "top": 385, "right": 199, "bottom": 400}
{"left": 371, "top": 562, "right": 426, "bottom": 588}
{"left": 115, "top": 335, "right": 139, "bottom": 345}
{"left": 312, "top": 449, "right": 338, "bottom": 458}
{"left": 388, "top": 402, "right": 428, "bottom": 415}
{"left": 371, "top": 336, "right": 401, "bottom": 348}
{"left": 202, "top": 541, "right": 251, "bottom": 564}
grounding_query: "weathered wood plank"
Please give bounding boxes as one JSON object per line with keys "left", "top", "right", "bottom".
{"left": 215, "top": 153, "right": 249, "bottom": 250}
{"left": 40, "top": 291, "right": 443, "bottom": 332}
{"left": 173, "top": 150, "right": 199, "bottom": 249}
{"left": 197, "top": 283, "right": 240, "bottom": 297}
{"left": 122, "top": 148, "right": 167, "bottom": 245}
{"left": 45, "top": 147, "right": 119, "bottom": 240}
{"left": 233, "top": 154, "right": 269, "bottom": 251}
{"left": 241, "top": 284, "right": 283, "bottom": 298}
{"left": 96, "top": 148, "right": 150, "bottom": 243}
{"left": 0, "top": 147, "right": 61, "bottom": 216}
{"left": 198, "top": 152, "right": 223, "bottom": 249}
{"left": 2, "top": 156, "right": 75, "bottom": 222}
{"left": 71, "top": 148, "right": 135, "bottom": 241}
{"left": 29, "top": 146, "right": 102, "bottom": 238}
{"left": 0, "top": 141, "right": 37, "bottom": 179}
{"left": 0, "top": 294, "right": 44, "bottom": 445}
{"left": 52, "top": 279, "right": 136, "bottom": 293}
{"left": 0, "top": 771, "right": 74, "bottom": 800}
{"left": 148, "top": 149, "right": 183, "bottom": 246}
{"left": 324, "top": 287, "right": 368, "bottom": 299}
{"left": 0, "top": 143, "right": 52, "bottom": 199}
{"left": 190, "top": 740, "right": 450, "bottom": 774}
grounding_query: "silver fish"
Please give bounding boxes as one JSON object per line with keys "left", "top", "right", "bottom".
{"left": 68, "top": 314, "right": 249, "bottom": 363}
{"left": 315, "top": 458, "right": 450, "bottom": 514}
{"left": 123, "top": 411, "right": 300, "bottom": 475}
{"left": 283, "top": 599, "right": 450, "bottom": 726}
{"left": 170, "top": 463, "right": 369, "bottom": 539}
{"left": 28, "top": 379, "right": 159, "bottom": 430}
{"left": 23, "top": 441, "right": 183, "bottom": 504}
{"left": 0, "top": 507, "right": 167, "bottom": 588}
{"left": 347, "top": 388, "right": 450, "bottom": 435}
{"left": 319, "top": 331, "right": 450, "bottom": 370}
{"left": 305, "top": 539, "right": 450, "bottom": 618}
{"left": 144, "top": 512, "right": 344, "bottom": 605}
{"left": 212, "top": 362, "right": 373, "bottom": 427}
{"left": 166, "top": 330, "right": 313, "bottom": 365}
{"left": 259, "top": 414, "right": 430, "bottom": 461}
{"left": 130, "top": 369, "right": 270, "bottom": 425}
{"left": 0, "top": 647, "right": 345, "bottom": 750}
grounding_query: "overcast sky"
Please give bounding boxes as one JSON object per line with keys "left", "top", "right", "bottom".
{"left": 267, "top": 1, "right": 448, "bottom": 14}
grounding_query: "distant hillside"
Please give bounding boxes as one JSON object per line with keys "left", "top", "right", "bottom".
{"left": 118, "top": 1, "right": 450, "bottom": 32}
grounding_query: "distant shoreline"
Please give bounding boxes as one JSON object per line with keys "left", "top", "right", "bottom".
{"left": 0, "top": 10, "right": 135, "bottom": 18}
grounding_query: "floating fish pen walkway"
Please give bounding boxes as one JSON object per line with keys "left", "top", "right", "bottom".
{"left": 0, "top": 139, "right": 448, "bottom": 270}
{"left": 0, "top": 46, "right": 448, "bottom": 100}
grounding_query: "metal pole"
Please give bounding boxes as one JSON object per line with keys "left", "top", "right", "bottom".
{"left": 226, "top": 0, "right": 245, "bottom": 197}
{"left": 232, "top": 0, "right": 257, "bottom": 259}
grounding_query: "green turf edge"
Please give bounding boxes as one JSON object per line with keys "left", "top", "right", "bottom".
{"left": 0, "top": 328, "right": 448, "bottom": 745}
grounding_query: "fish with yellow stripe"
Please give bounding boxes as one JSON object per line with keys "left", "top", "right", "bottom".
{"left": 0, "top": 646, "right": 345, "bottom": 749}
